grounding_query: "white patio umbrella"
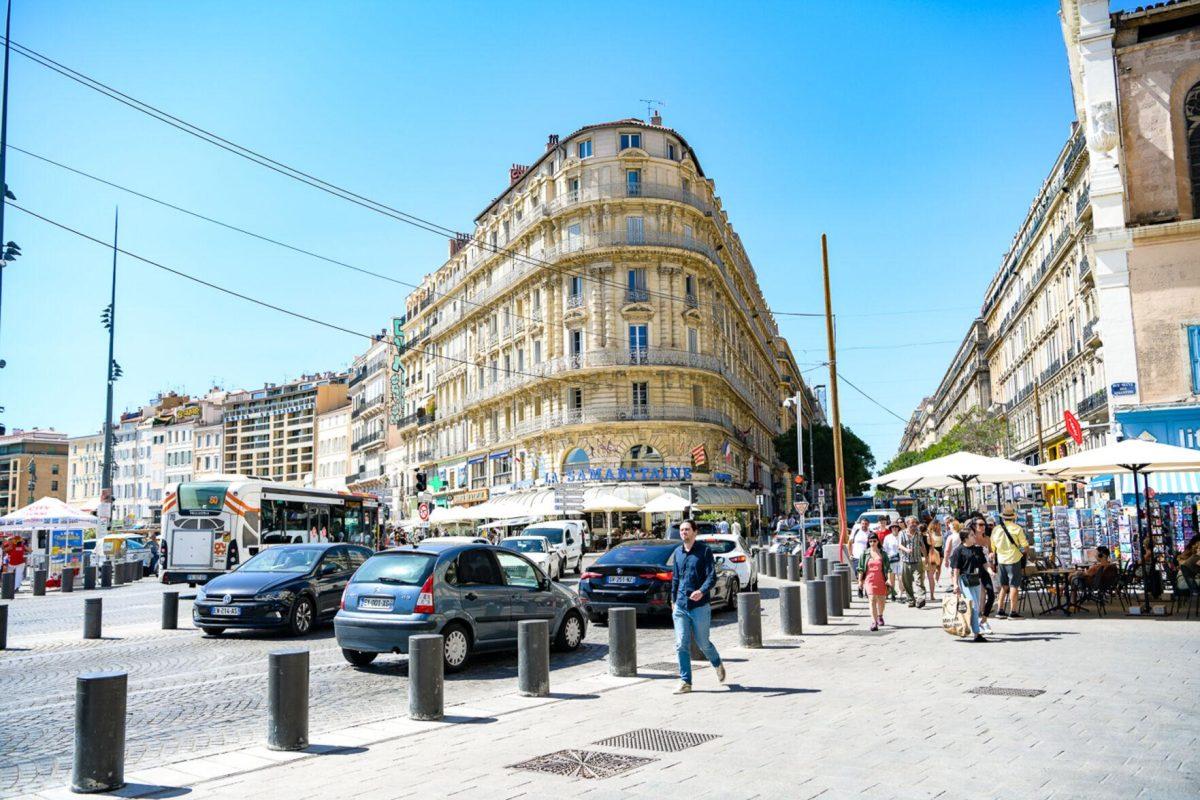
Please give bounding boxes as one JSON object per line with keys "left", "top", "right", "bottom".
{"left": 583, "top": 491, "right": 640, "bottom": 549}
{"left": 640, "top": 492, "right": 690, "bottom": 515}
{"left": 872, "top": 451, "right": 1054, "bottom": 516}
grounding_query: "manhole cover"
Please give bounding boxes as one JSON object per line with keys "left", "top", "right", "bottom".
{"left": 967, "top": 686, "right": 1045, "bottom": 698}
{"left": 593, "top": 728, "right": 721, "bottom": 752}
{"left": 509, "top": 749, "right": 656, "bottom": 779}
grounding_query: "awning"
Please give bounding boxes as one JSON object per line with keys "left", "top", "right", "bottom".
{"left": 490, "top": 449, "right": 512, "bottom": 459}
{"left": 1103, "top": 471, "right": 1200, "bottom": 496}
{"left": 477, "top": 516, "right": 540, "bottom": 530}
{"left": 580, "top": 485, "right": 689, "bottom": 511}
{"left": 692, "top": 486, "right": 757, "bottom": 510}
{"left": 466, "top": 454, "right": 486, "bottom": 465}
{"left": 490, "top": 489, "right": 559, "bottom": 518}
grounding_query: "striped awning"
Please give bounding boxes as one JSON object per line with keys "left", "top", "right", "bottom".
{"left": 1092, "top": 471, "right": 1200, "bottom": 497}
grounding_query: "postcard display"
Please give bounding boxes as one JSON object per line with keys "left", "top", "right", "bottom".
{"left": 1017, "top": 507, "right": 1055, "bottom": 559}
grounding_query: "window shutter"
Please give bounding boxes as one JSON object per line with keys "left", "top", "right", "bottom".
{"left": 1189, "top": 325, "right": 1200, "bottom": 394}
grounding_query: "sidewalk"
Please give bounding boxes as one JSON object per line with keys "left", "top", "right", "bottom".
{"left": 18, "top": 578, "right": 1200, "bottom": 800}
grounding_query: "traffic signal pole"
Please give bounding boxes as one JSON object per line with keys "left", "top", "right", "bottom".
{"left": 821, "top": 235, "right": 849, "bottom": 561}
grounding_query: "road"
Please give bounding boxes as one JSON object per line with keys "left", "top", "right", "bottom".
{"left": 0, "top": 556, "right": 744, "bottom": 798}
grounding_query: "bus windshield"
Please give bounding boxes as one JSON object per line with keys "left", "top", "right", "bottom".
{"left": 178, "top": 482, "right": 228, "bottom": 514}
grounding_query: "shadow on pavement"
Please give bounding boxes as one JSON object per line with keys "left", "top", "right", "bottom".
{"left": 305, "top": 745, "right": 369, "bottom": 755}
{"left": 546, "top": 692, "right": 599, "bottom": 700}
{"left": 443, "top": 714, "right": 498, "bottom": 725}
{"left": 708, "top": 684, "right": 820, "bottom": 697}
{"left": 123, "top": 784, "right": 191, "bottom": 798}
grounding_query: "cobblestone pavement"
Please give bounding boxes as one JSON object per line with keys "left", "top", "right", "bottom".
{"left": 1, "top": 561, "right": 736, "bottom": 798}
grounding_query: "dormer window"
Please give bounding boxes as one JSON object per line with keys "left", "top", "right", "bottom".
{"left": 620, "top": 132, "right": 641, "bottom": 151}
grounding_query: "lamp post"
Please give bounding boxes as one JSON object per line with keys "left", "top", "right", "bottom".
{"left": 811, "top": 384, "right": 825, "bottom": 503}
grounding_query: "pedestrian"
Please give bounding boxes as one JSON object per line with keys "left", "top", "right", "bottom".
{"left": 716, "top": 518, "right": 730, "bottom": 535}
{"left": 731, "top": 517, "right": 743, "bottom": 540}
{"left": 991, "top": 503, "right": 1030, "bottom": 620}
{"left": 881, "top": 522, "right": 901, "bottom": 601}
{"left": 147, "top": 533, "right": 161, "bottom": 575}
{"left": 969, "top": 517, "right": 996, "bottom": 634}
{"left": 849, "top": 518, "right": 870, "bottom": 597}
{"left": 857, "top": 530, "right": 891, "bottom": 630}
{"left": 951, "top": 521, "right": 990, "bottom": 642}
{"left": 7, "top": 535, "right": 27, "bottom": 591}
{"left": 943, "top": 519, "right": 962, "bottom": 587}
{"left": 925, "top": 520, "right": 943, "bottom": 603}
{"left": 774, "top": 515, "right": 787, "bottom": 535}
{"left": 898, "top": 516, "right": 927, "bottom": 608}
{"left": 670, "top": 518, "right": 726, "bottom": 694}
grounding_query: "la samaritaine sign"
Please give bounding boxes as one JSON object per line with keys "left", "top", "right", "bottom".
{"left": 546, "top": 466, "right": 694, "bottom": 484}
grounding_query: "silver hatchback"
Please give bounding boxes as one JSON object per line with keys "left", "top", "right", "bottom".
{"left": 334, "top": 542, "right": 587, "bottom": 671}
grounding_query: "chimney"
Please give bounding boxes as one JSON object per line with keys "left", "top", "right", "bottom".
{"left": 509, "top": 163, "right": 530, "bottom": 185}
{"left": 650, "top": 111, "right": 662, "bottom": 126}
{"left": 448, "top": 232, "right": 471, "bottom": 257}
{"left": 546, "top": 134, "right": 559, "bottom": 151}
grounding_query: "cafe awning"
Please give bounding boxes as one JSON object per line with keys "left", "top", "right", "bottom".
{"left": 692, "top": 486, "right": 757, "bottom": 510}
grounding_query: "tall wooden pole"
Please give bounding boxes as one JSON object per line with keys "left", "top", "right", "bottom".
{"left": 820, "top": 235, "right": 848, "bottom": 560}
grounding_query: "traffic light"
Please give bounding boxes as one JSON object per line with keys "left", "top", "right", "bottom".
{"left": 794, "top": 474, "right": 805, "bottom": 485}
{"left": 414, "top": 470, "right": 427, "bottom": 492}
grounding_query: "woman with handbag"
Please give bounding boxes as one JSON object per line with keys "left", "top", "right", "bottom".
{"left": 924, "top": 520, "right": 944, "bottom": 602}
{"left": 856, "top": 531, "right": 891, "bottom": 631}
{"left": 951, "top": 524, "right": 990, "bottom": 642}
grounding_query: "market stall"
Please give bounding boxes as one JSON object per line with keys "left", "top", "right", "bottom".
{"left": 0, "top": 497, "right": 101, "bottom": 583}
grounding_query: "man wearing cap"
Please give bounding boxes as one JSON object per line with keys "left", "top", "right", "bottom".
{"left": 991, "top": 504, "right": 1030, "bottom": 619}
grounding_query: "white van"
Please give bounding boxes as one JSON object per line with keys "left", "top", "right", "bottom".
{"left": 518, "top": 520, "right": 587, "bottom": 574}
{"left": 857, "top": 509, "right": 901, "bottom": 529}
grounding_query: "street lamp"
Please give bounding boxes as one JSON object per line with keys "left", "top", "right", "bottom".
{"left": 783, "top": 392, "right": 804, "bottom": 506}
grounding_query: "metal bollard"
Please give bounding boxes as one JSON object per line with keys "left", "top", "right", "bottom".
{"left": 0, "top": 603, "right": 7, "bottom": 650}
{"left": 162, "top": 591, "right": 179, "bottom": 630}
{"left": 786, "top": 554, "right": 800, "bottom": 582}
{"left": 84, "top": 598, "right": 103, "bottom": 639}
{"left": 1, "top": 571, "right": 14, "bottom": 599}
{"left": 112, "top": 561, "right": 124, "bottom": 587}
{"left": 780, "top": 584, "right": 803, "bottom": 636}
{"left": 774, "top": 552, "right": 788, "bottom": 580}
{"left": 84, "top": 564, "right": 97, "bottom": 590}
{"left": 737, "top": 592, "right": 762, "bottom": 648}
{"left": 834, "top": 567, "right": 852, "bottom": 608}
{"left": 72, "top": 671, "right": 127, "bottom": 793}
{"left": 267, "top": 649, "right": 309, "bottom": 750}
{"left": 408, "top": 634, "right": 444, "bottom": 721}
{"left": 100, "top": 561, "right": 113, "bottom": 589}
{"left": 607, "top": 607, "right": 637, "bottom": 677}
{"left": 803, "top": 555, "right": 815, "bottom": 579}
{"left": 32, "top": 568, "right": 47, "bottom": 596}
{"left": 806, "top": 579, "right": 828, "bottom": 626}
{"left": 62, "top": 567, "right": 76, "bottom": 593}
{"left": 765, "top": 552, "right": 777, "bottom": 578}
{"left": 815, "top": 558, "right": 829, "bottom": 579}
{"left": 824, "top": 574, "right": 843, "bottom": 617}
{"left": 517, "top": 619, "right": 550, "bottom": 697}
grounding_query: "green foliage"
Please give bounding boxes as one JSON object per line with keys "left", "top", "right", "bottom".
{"left": 879, "top": 406, "right": 1008, "bottom": 477}
{"left": 774, "top": 421, "right": 876, "bottom": 495}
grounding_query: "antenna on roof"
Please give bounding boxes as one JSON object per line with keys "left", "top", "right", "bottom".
{"left": 640, "top": 98, "right": 665, "bottom": 124}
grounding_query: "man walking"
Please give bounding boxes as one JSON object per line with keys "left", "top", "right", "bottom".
{"left": 991, "top": 504, "right": 1030, "bottom": 619}
{"left": 850, "top": 518, "right": 870, "bottom": 597}
{"left": 898, "top": 516, "right": 927, "bottom": 608}
{"left": 670, "top": 518, "right": 725, "bottom": 694}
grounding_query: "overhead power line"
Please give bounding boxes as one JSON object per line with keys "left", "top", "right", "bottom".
{"left": 835, "top": 370, "right": 911, "bottom": 423}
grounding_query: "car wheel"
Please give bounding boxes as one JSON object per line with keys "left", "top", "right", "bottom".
{"left": 441, "top": 623, "right": 472, "bottom": 673}
{"left": 288, "top": 595, "right": 315, "bottom": 636}
{"left": 553, "top": 611, "right": 585, "bottom": 652}
{"left": 574, "top": 557, "right": 582, "bottom": 576}
{"left": 342, "top": 648, "right": 377, "bottom": 667}
{"left": 202, "top": 627, "right": 225, "bottom": 636}
{"left": 727, "top": 579, "right": 740, "bottom": 610}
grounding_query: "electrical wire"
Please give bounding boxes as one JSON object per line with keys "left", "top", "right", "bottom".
{"left": 835, "top": 371, "right": 911, "bottom": 423}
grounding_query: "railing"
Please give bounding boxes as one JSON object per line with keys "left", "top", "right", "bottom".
{"left": 544, "top": 230, "right": 725, "bottom": 272}
{"left": 685, "top": 293, "right": 698, "bottom": 309}
{"left": 1076, "top": 185, "right": 1090, "bottom": 218}
{"left": 566, "top": 293, "right": 584, "bottom": 310}
{"left": 492, "top": 403, "right": 736, "bottom": 445}
{"left": 346, "top": 466, "right": 384, "bottom": 484}
{"left": 350, "top": 395, "right": 385, "bottom": 419}
{"left": 625, "top": 287, "right": 650, "bottom": 303}
{"left": 545, "top": 181, "right": 712, "bottom": 217}
{"left": 1077, "top": 389, "right": 1107, "bottom": 416}
{"left": 1079, "top": 258, "right": 1092, "bottom": 281}
{"left": 351, "top": 430, "right": 384, "bottom": 451}
{"left": 1083, "top": 319, "right": 1100, "bottom": 344}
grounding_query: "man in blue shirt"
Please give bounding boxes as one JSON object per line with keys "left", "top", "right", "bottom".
{"left": 670, "top": 519, "right": 726, "bottom": 694}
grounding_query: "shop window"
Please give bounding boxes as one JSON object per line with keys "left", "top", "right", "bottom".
{"left": 564, "top": 447, "right": 589, "bottom": 471}
{"left": 622, "top": 444, "right": 663, "bottom": 470}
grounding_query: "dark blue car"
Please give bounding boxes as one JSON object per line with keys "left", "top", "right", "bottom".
{"left": 193, "top": 543, "right": 373, "bottom": 637}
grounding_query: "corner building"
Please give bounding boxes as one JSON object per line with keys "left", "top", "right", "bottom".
{"left": 397, "top": 118, "right": 803, "bottom": 521}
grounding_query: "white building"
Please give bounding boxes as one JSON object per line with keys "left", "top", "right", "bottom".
{"left": 67, "top": 432, "right": 105, "bottom": 510}
{"left": 315, "top": 403, "right": 351, "bottom": 491}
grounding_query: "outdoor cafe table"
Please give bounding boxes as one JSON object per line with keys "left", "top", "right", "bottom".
{"left": 1034, "top": 568, "right": 1082, "bottom": 616}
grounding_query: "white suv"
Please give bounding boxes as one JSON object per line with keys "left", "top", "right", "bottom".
{"left": 699, "top": 534, "right": 757, "bottom": 592}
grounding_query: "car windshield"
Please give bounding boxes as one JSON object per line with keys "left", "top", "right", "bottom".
{"left": 500, "top": 539, "right": 547, "bottom": 553}
{"left": 699, "top": 538, "right": 737, "bottom": 554}
{"left": 238, "top": 548, "right": 320, "bottom": 573}
{"left": 352, "top": 553, "right": 435, "bottom": 585}
{"left": 522, "top": 526, "right": 565, "bottom": 544}
{"left": 597, "top": 543, "right": 676, "bottom": 566}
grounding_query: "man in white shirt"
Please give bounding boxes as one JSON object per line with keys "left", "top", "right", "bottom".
{"left": 850, "top": 519, "right": 870, "bottom": 596}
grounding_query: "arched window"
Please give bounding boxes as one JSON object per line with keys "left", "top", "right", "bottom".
{"left": 622, "top": 444, "right": 663, "bottom": 470}
{"left": 563, "top": 447, "right": 589, "bottom": 471}
{"left": 1188, "top": 81, "right": 1200, "bottom": 217}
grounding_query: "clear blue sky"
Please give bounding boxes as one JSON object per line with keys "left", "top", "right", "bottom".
{"left": 6, "top": 0, "right": 1086, "bottom": 467}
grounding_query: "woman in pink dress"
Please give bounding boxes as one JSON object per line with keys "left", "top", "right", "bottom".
{"left": 856, "top": 532, "right": 891, "bottom": 631}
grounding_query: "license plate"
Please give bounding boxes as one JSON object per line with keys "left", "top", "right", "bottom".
{"left": 210, "top": 606, "right": 241, "bottom": 616}
{"left": 607, "top": 575, "right": 637, "bottom": 584}
{"left": 358, "top": 596, "right": 393, "bottom": 611}
{"left": 187, "top": 574, "right": 208, "bottom": 581}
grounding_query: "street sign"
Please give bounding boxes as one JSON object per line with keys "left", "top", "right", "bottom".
{"left": 1111, "top": 382, "right": 1137, "bottom": 397}
{"left": 818, "top": 489, "right": 826, "bottom": 502}
{"left": 1064, "top": 410, "right": 1083, "bottom": 445}
{"left": 418, "top": 502, "right": 430, "bottom": 521}
{"left": 793, "top": 501, "right": 809, "bottom": 515}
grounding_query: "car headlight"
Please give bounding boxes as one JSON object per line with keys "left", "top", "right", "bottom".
{"left": 254, "top": 590, "right": 294, "bottom": 602}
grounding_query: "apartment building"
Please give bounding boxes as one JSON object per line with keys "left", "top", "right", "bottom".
{"left": 346, "top": 335, "right": 390, "bottom": 496}
{"left": 315, "top": 403, "right": 351, "bottom": 492}
{"left": 0, "top": 429, "right": 69, "bottom": 515}
{"left": 67, "top": 432, "right": 104, "bottom": 510}
{"left": 193, "top": 421, "right": 224, "bottom": 477}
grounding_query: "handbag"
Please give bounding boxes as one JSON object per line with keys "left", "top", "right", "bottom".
{"left": 941, "top": 595, "right": 972, "bottom": 637}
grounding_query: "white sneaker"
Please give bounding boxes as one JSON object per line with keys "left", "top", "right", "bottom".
{"left": 981, "top": 622, "right": 994, "bottom": 635}
{"left": 673, "top": 681, "right": 692, "bottom": 694}
{"left": 715, "top": 663, "right": 726, "bottom": 683}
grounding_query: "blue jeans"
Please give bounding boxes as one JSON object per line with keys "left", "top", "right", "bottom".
{"left": 673, "top": 603, "right": 721, "bottom": 684}
{"left": 959, "top": 579, "right": 982, "bottom": 635}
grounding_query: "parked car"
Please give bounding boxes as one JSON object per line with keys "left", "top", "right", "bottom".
{"left": 193, "top": 543, "right": 373, "bottom": 637}
{"left": 498, "top": 535, "right": 564, "bottom": 581}
{"left": 419, "top": 535, "right": 489, "bottom": 545}
{"left": 857, "top": 509, "right": 901, "bottom": 528}
{"left": 577, "top": 539, "right": 739, "bottom": 622}
{"left": 335, "top": 543, "right": 586, "bottom": 671}
{"left": 518, "top": 521, "right": 586, "bottom": 573}
{"left": 699, "top": 534, "right": 757, "bottom": 592}
{"left": 767, "top": 534, "right": 805, "bottom": 555}
{"left": 98, "top": 533, "right": 153, "bottom": 574}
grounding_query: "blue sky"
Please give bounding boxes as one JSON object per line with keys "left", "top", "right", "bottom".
{"left": 5, "top": 0, "right": 1082, "bottom": 465}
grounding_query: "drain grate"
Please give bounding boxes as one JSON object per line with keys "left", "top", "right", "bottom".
{"left": 593, "top": 728, "right": 721, "bottom": 753}
{"left": 509, "top": 749, "right": 656, "bottom": 779}
{"left": 968, "top": 686, "right": 1045, "bottom": 698}
{"left": 641, "top": 661, "right": 705, "bottom": 671}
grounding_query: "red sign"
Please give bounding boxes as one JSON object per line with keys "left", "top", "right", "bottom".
{"left": 418, "top": 502, "right": 430, "bottom": 521}
{"left": 1064, "top": 410, "right": 1083, "bottom": 446}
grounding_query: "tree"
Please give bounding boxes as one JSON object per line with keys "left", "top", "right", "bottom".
{"left": 877, "top": 405, "right": 1008, "bottom": 477}
{"left": 775, "top": 422, "right": 876, "bottom": 495}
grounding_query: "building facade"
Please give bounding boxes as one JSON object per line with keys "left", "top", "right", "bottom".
{"left": 346, "top": 336, "right": 390, "bottom": 497}
{"left": 0, "top": 429, "right": 69, "bottom": 515}
{"left": 394, "top": 117, "right": 803, "bottom": 523}
{"left": 193, "top": 421, "right": 224, "bottom": 477}
{"left": 315, "top": 403, "right": 351, "bottom": 492}
{"left": 67, "top": 432, "right": 104, "bottom": 510}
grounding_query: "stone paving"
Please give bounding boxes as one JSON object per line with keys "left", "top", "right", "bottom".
{"left": 9, "top": 572, "right": 1199, "bottom": 799}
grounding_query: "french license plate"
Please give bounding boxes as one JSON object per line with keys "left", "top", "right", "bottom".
{"left": 187, "top": 574, "right": 208, "bottom": 581}
{"left": 607, "top": 575, "right": 637, "bottom": 584}
{"left": 358, "top": 596, "right": 393, "bottom": 611}
{"left": 210, "top": 606, "right": 241, "bottom": 616}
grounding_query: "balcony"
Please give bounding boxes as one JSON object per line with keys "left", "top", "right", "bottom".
{"left": 1083, "top": 319, "right": 1101, "bottom": 346}
{"left": 1077, "top": 389, "right": 1108, "bottom": 417}
{"left": 351, "top": 429, "right": 384, "bottom": 452}
{"left": 566, "top": 293, "right": 584, "bottom": 310}
{"left": 498, "top": 402, "right": 736, "bottom": 443}
{"left": 625, "top": 287, "right": 650, "bottom": 304}
{"left": 346, "top": 466, "right": 384, "bottom": 485}
{"left": 350, "top": 394, "right": 385, "bottom": 419}
{"left": 1078, "top": 258, "right": 1092, "bottom": 283}
{"left": 1076, "top": 185, "right": 1090, "bottom": 218}
{"left": 685, "top": 293, "right": 698, "bottom": 309}
{"left": 546, "top": 230, "right": 725, "bottom": 272}
{"left": 545, "top": 181, "right": 712, "bottom": 217}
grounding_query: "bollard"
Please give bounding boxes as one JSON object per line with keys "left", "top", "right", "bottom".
{"left": 841, "top": 568, "right": 853, "bottom": 608}
{"left": 62, "top": 567, "right": 76, "bottom": 593}
{"left": 833, "top": 567, "right": 851, "bottom": 608}
{"left": 100, "top": 561, "right": 113, "bottom": 589}
{"left": 775, "top": 552, "right": 788, "bottom": 580}
{"left": 737, "top": 591, "right": 762, "bottom": 648}
{"left": 780, "top": 584, "right": 803, "bottom": 636}
{"left": 84, "top": 564, "right": 97, "bottom": 590}
{"left": 803, "top": 555, "right": 815, "bottom": 579}
{"left": 0, "top": 603, "right": 7, "bottom": 650}
{"left": 162, "top": 591, "right": 179, "bottom": 630}
{"left": 32, "top": 569, "right": 47, "bottom": 596}
{"left": 765, "top": 552, "right": 777, "bottom": 578}
{"left": 112, "top": 561, "right": 124, "bottom": 587}
{"left": 815, "top": 558, "right": 829, "bottom": 580}
{"left": 408, "top": 634, "right": 444, "bottom": 721}
{"left": 267, "top": 649, "right": 309, "bottom": 750}
{"left": 758, "top": 550, "right": 768, "bottom": 575}
{"left": 824, "top": 574, "right": 843, "bottom": 617}
{"left": 787, "top": 554, "right": 800, "bottom": 582}
{"left": 607, "top": 607, "right": 637, "bottom": 678}
{"left": 84, "top": 598, "right": 103, "bottom": 639}
{"left": 72, "top": 671, "right": 127, "bottom": 793}
{"left": 517, "top": 619, "right": 550, "bottom": 697}
{"left": 806, "top": 579, "right": 828, "bottom": 626}
{"left": 1, "top": 571, "right": 14, "bottom": 599}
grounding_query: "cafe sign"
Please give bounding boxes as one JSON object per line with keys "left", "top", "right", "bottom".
{"left": 451, "top": 487, "right": 489, "bottom": 506}
{"left": 546, "top": 466, "right": 693, "bottom": 484}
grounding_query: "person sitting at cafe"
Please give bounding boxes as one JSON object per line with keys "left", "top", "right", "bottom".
{"left": 1072, "top": 546, "right": 1115, "bottom": 592}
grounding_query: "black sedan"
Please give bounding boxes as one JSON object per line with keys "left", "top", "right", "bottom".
{"left": 193, "top": 543, "right": 373, "bottom": 636}
{"left": 578, "top": 539, "right": 739, "bottom": 622}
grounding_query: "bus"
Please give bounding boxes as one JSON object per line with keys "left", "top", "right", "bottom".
{"left": 161, "top": 475, "right": 382, "bottom": 585}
